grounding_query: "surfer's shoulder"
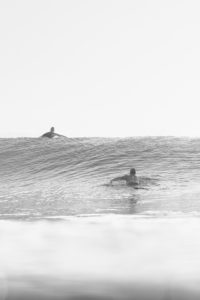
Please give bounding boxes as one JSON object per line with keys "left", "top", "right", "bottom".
{"left": 41, "top": 132, "right": 51, "bottom": 138}
{"left": 121, "top": 175, "right": 129, "bottom": 180}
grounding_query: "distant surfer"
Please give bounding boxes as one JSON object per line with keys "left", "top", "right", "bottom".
{"left": 41, "top": 127, "right": 65, "bottom": 138}
{"left": 110, "top": 168, "right": 139, "bottom": 187}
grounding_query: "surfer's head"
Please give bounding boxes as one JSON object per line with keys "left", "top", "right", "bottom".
{"left": 50, "top": 127, "right": 55, "bottom": 133}
{"left": 130, "top": 168, "right": 136, "bottom": 175}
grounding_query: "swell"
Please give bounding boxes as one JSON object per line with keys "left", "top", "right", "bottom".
{"left": 0, "top": 137, "right": 135, "bottom": 184}
{"left": 1, "top": 137, "right": 200, "bottom": 218}
{"left": 0, "top": 137, "right": 200, "bottom": 186}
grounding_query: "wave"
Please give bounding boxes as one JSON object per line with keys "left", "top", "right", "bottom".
{"left": 0, "top": 137, "right": 200, "bottom": 219}
{"left": 0, "top": 136, "right": 199, "bottom": 185}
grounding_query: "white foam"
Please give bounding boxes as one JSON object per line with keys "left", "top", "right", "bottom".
{"left": 0, "top": 215, "right": 200, "bottom": 286}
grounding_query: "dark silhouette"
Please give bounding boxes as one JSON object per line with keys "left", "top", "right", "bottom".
{"left": 110, "top": 168, "right": 139, "bottom": 186}
{"left": 41, "top": 127, "right": 65, "bottom": 138}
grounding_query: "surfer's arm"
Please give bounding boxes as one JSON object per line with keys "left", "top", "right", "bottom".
{"left": 54, "top": 133, "right": 66, "bottom": 137}
{"left": 110, "top": 175, "right": 127, "bottom": 184}
{"left": 41, "top": 132, "right": 49, "bottom": 138}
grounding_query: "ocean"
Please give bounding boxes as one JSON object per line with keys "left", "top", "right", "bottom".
{"left": 0, "top": 137, "right": 200, "bottom": 299}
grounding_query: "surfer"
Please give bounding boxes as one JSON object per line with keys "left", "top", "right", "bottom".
{"left": 110, "top": 168, "right": 139, "bottom": 187}
{"left": 41, "top": 127, "right": 64, "bottom": 138}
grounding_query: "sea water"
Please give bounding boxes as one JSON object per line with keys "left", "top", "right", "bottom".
{"left": 0, "top": 137, "right": 200, "bottom": 299}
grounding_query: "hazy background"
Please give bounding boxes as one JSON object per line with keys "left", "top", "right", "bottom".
{"left": 0, "top": 0, "right": 200, "bottom": 137}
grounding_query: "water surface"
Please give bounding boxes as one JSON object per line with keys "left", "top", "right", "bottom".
{"left": 1, "top": 137, "right": 200, "bottom": 299}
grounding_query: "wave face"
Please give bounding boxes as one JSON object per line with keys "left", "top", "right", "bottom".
{"left": 0, "top": 136, "right": 200, "bottom": 219}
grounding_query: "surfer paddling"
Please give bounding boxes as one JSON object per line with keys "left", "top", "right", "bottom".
{"left": 41, "top": 127, "right": 65, "bottom": 138}
{"left": 110, "top": 168, "right": 139, "bottom": 187}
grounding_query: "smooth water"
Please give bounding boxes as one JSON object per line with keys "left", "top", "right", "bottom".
{"left": 1, "top": 137, "right": 200, "bottom": 299}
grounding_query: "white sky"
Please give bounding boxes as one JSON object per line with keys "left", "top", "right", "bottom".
{"left": 0, "top": 0, "right": 200, "bottom": 137}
